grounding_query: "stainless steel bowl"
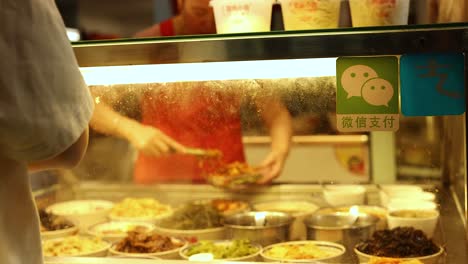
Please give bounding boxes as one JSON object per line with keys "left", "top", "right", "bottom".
{"left": 223, "top": 211, "right": 293, "bottom": 246}
{"left": 305, "top": 211, "right": 378, "bottom": 253}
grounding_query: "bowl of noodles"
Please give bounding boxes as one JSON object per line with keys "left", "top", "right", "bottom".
{"left": 261, "top": 240, "right": 346, "bottom": 263}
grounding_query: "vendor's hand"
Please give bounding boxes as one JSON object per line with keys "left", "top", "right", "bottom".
{"left": 256, "top": 150, "right": 288, "bottom": 184}
{"left": 129, "top": 125, "right": 186, "bottom": 156}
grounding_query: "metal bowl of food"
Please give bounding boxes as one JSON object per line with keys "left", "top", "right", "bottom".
{"left": 253, "top": 200, "right": 319, "bottom": 240}
{"left": 224, "top": 211, "right": 293, "bottom": 246}
{"left": 318, "top": 205, "right": 388, "bottom": 230}
{"left": 305, "top": 210, "right": 378, "bottom": 253}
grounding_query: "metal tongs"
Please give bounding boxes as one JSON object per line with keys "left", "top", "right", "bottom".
{"left": 182, "top": 147, "right": 222, "bottom": 158}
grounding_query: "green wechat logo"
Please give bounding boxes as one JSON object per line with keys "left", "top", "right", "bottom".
{"left": 341, "top": 65, "right": 394, "bottom": 107}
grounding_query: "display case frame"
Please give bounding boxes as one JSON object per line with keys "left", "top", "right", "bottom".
{"left": 63, "top": 23, "right": 468, "bottom": 263}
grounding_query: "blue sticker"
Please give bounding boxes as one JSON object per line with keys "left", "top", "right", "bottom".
{"left": 401, "top": 53, "right": 465, "bottom": 116}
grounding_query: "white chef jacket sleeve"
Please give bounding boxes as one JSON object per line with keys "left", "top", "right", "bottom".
{"left": 0, "top": 0, "right": 94, "bottom": 162}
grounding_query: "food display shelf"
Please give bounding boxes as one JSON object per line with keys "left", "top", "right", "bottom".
{"left": 36, "top": 182, "right": 466, "bottom": 263}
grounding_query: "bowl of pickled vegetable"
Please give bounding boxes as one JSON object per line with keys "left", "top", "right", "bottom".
{"left": 154, "top": 202, "right": 225, "bottom": 242}
{"left": 260, "top": 240, "right": 346, "bottom": 263}
{"left": 354, "top": 227, "right": 444, "bottom": 264}
{"left": 179, "top": 239, "right": 262, "bottom": 261}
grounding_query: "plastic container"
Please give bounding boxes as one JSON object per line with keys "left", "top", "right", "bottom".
{"left": 280, "top": 0, "right": 341, "bottom": 30}
{"left": 210, "top": 0, "right": 274, "bottom": 33}
{"left": 349, "top": 0, "right": 410, "bottom": 27}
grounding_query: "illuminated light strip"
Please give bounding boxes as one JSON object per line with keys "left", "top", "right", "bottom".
{"left": 80, "top": 58, "right": 337, "bottom": 85}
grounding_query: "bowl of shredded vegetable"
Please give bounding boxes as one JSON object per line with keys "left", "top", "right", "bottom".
{"left": 179, "top": 239, "right": 262, "bottom": 261}
{"left": 154, "top": 202, "right": 226, "bottom": 242}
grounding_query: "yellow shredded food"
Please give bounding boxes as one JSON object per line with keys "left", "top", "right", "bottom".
{"left": 43, "top": 236, "right": 108, "bottom": 257}
{"left": 265, "top": 243, "right": 334, "bottom": 260}
{"left": 110, "top": 198, "right": 172, "bottom": 218}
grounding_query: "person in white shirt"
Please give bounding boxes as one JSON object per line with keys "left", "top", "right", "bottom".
{"left": 0, "top": 0, "right": 94, "bottom": 263}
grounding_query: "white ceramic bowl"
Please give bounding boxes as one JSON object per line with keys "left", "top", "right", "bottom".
{"left": 87, "top": 221, "right": 155, "bottom": 242}
{"left": 253, "top": 200, "right": 319, "bottom": 240}
{"left": 153, "top": 225, "right": 225, "bottom": 242}
{"left": 109, "top": 237, "right": 186, "bottom": 259}
{"left": 41, "top": 226, "right": 79, "bottom": 240}
{"left": 323, "top": 185, "right": 366, "bottom": 207}
{"left": 379, "top": 184, "right": 423, "bottom": 194}
{"left": 354, "top": 245, "right": 444, "bottom": 264}
{"left": 47, "top": 200, "right": 114, "bottom": 231}
{"left": 261, "top": 240, "right": 346, "bottom": 263}
{"left": 179, "top": 240, "right": 262, "bottom": 261}
{"left": 42, "top": 236, "right": 111, "bottom": 258}
{"left": 386, "top": 200, "right": 438, "bottom": 212}
{"left": 387, "top": 209, "right": 440, "bottom": 238}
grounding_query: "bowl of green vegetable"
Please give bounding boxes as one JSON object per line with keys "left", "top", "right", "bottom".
{"left": 179, "top": 239, "right": 262, "bottom": 261}
{"left": 154, "top": 202, "right": 226, "bottom": 242}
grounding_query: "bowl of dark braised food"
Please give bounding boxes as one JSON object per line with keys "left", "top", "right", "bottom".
{"left": 39, "top": 209, "right": 78, "bottom": 240}
{"left": 109, "top": 231, "right": 186, "bottom": 259}
{"left": 354, "top": 227, "right": 444, "bottom": 264}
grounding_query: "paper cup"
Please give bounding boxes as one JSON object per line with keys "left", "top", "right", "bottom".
{"left": 349, "top": 0, "right": 410, "bottom": 27}
{"left": 280, "top": 0, "right": 341, "bottom": 30}
{"left": 210, "top": 0, "right": 274, "bottom": 33}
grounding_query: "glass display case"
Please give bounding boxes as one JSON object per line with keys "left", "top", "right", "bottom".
{"left": 40, "top": 23, "right": 467, "bottom": 264}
